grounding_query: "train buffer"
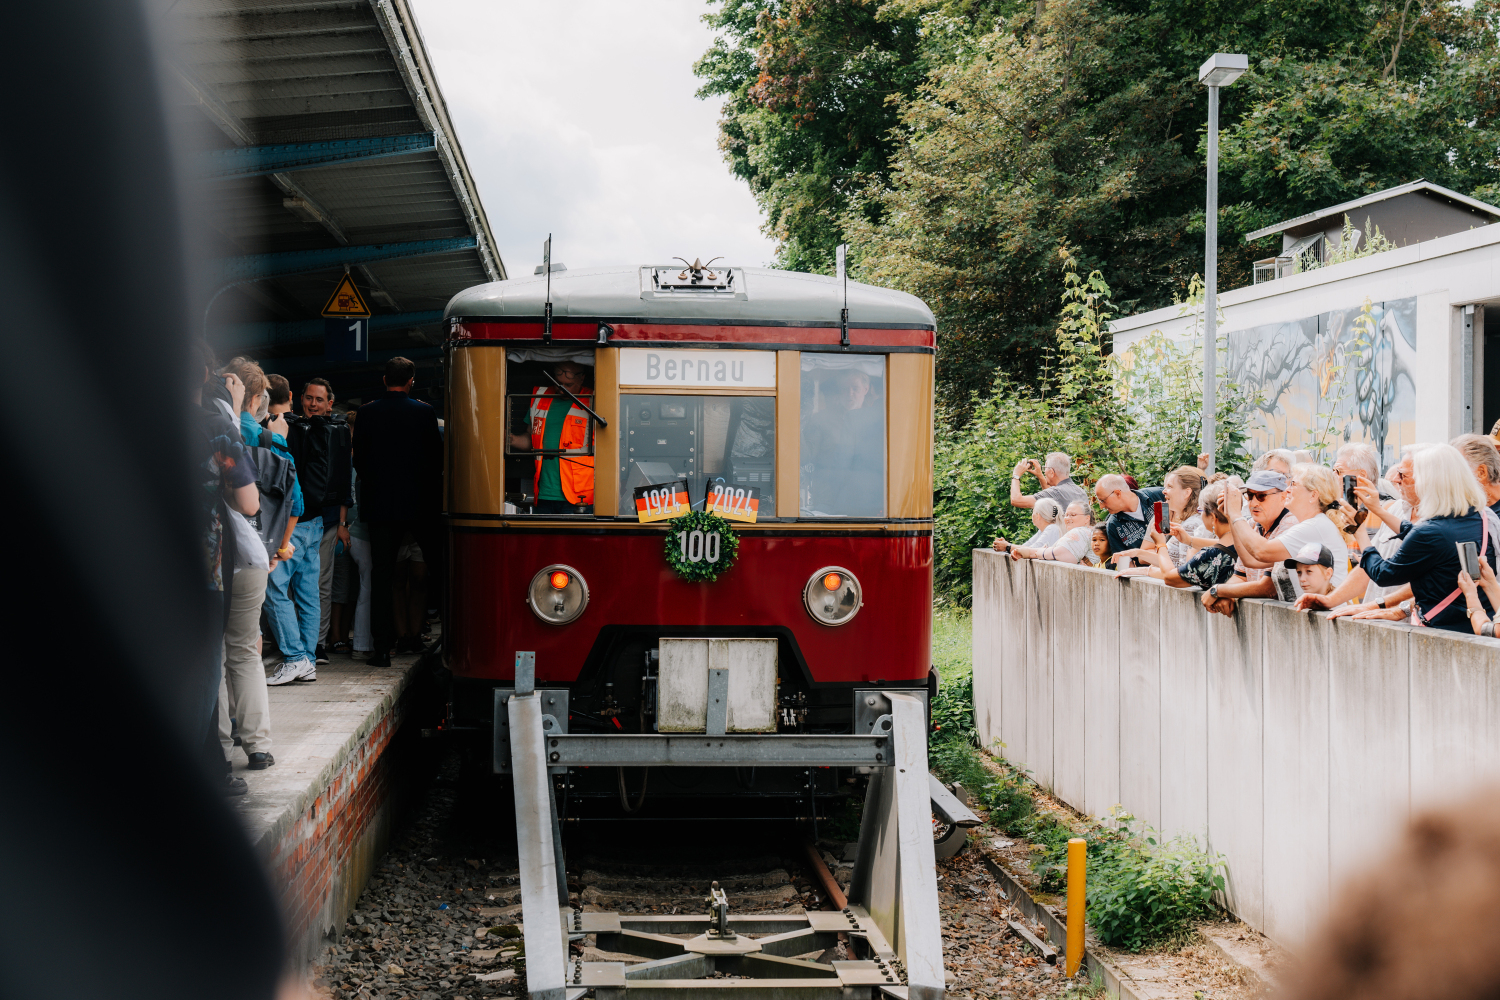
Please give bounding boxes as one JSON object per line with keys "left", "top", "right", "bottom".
{"left": 503, "top": 651, "right": 955, "bottom": 1000}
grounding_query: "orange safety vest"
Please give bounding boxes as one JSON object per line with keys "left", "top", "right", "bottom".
{"left": 529, "top": 387, "right": 595, "bottom": 505}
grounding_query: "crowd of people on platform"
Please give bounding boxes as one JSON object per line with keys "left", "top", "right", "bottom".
{"left": 191, "top": 349, "right": 444, "bottom": 795}
{"left": 992, "top": 437, "right": 1500, "bottom": 639}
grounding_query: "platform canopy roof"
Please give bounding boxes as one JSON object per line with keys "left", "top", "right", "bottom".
{"left": 173, "top": 0, "right": 505, "bottom": 383}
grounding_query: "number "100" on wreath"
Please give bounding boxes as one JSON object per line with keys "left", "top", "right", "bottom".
{"left": 674, "top": 529, "right": 722, "bottom": 564}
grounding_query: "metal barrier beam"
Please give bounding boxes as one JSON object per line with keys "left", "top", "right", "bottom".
{"left": 199, "top": 132, "right": 436, "bottom": 178}
{"left": 509, "top": 691, "right": 569, "bottom": 1000}
{"left": 539, "top": 733, "right": 891, "bottom": 768}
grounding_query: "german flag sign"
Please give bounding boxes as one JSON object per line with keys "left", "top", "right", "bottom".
{"left": 705, "top": 483, "right": 759, "bottom": 523}
{"left": 634, "top": 480, "right": 690, "bottom": 523}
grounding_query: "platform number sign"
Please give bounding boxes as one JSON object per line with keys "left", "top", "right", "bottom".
{"left": 705, "top": 484, "right": 759, "bottom": 523}
{"left": 324, "top": 317, "right": 369, "bottom": 363}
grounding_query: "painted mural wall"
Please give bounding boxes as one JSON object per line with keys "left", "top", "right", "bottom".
{"left": 1225, "top": 297, "right": 1417, "bottom": 468}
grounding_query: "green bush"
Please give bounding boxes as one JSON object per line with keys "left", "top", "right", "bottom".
{"left": 1031, "top": 813, "right": 1225, "bottom": 951}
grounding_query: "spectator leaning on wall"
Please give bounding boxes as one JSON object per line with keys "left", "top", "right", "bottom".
{"left": 1222, "top": 464, "right": 1351, "bottom": 589}
{"left": 1354, "top": 444, "right": 1500, "bottom": 633}
{"left": 1233, "top": 469, "right": 1299, "bottom": 582}
{"left": 1009, "top": 451, "right": 1088, "bottom": 512}
{"left": 991, "top": 497, "right": 1066, "bottom": 553}
{"left": 1296, "top": 446, "right": 1426, "bottom": 619}
{"left": 1119, "top": 480, "right": 1240, "bottom": 594}
{"left": 1005, "top": 500, "right": 1097, "bottom": 564}
{"left": 1095, "top": 473, "right": 1166, "bottom": 560}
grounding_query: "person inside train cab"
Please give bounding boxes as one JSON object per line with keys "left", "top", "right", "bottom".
{"left": 512, "top": 360, "right": 595, "bottom": 514}
{"left": 801, "top": 366, "right": 883, "bottom": 516}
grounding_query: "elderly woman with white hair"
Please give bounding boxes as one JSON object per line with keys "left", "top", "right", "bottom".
{"left": 1006, "top": 501, "right": 1097, "bottom": 564}
{"left": 1354, "top": 443, "right": 1500, "bottom": 632}
{"left": 992, "top": 497, "right": 1066, "bottom": 554}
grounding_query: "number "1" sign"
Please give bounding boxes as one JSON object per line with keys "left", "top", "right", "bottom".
{"left": 323, "top": 317, "right": 369, "bottom": 363}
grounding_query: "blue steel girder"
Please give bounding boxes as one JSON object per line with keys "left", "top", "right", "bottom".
{"left": 200, "top": 133, "right": 436, "bottom": 179}
{"left": 217, "top": 237, "right": 478, "bottom": 285}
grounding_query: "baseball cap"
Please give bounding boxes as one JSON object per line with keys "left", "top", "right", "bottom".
{"left": 1244, "top": 470, "right": 1288, "bottom": 493}
{"left": 1283, "top": 542, "right": 1334, "bottom": 569}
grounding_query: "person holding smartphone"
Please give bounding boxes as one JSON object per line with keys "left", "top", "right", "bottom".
{"left": 1457, "top": 557, "right": 1500, "bottom": 637}
{"left": 1117, "top": 481, "right": 1240, "bottom": 592}
{"left": 1353, "top": 444, "right": 1500, "bottom": 632}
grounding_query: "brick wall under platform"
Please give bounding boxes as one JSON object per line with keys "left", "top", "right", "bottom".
{"left": 244, "top": 660, "right": 426, "bottom": 967}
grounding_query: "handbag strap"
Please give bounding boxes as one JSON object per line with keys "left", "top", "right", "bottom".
{"left": 1413, "top": 511, "right": 1490, "bottom": 626}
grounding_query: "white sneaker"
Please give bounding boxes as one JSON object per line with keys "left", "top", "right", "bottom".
{"left": 267, "top": 658, "right": 316, "bottom": 686}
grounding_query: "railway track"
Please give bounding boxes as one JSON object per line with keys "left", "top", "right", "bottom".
{"left": 313, "top": 749, "right": 1082, "bottom": 1000}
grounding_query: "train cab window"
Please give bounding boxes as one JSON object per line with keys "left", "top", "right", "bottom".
{"left": 503, "top": 351, "right": 597, "bottom": 515}
{"left": 799, "top": 354, "right": 886, "bottom": 517}
{"left": 618, "top": 395, "right": 775, "bottom": 515}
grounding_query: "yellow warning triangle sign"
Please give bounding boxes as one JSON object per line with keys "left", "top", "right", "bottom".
{"left": 321, "top": 273, "right": 371, "bottom": 318}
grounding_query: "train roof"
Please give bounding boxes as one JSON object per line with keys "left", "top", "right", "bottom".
{"left": 443, "top": 265, "right": 935, "bottom": 329}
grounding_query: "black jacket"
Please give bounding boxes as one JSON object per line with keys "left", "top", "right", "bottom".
{"left": 353, "top": 391, "right": 443, "bottom": 523}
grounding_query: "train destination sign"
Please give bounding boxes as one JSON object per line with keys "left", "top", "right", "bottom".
{"left": 705, "top": 483, "right": 759, "bottom": 523}
{"left": 618, "top": 348, "right": 776, "bottom": 389}
{"left": 634, "top": 480, "right": 691, "bottom": 523}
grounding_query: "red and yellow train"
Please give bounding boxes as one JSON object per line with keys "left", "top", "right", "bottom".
{"left": 441, "top": 259, "right": 935, "bottom": 807}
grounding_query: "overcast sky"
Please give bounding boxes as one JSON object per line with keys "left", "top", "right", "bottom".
{"left": 409, "top": 0, "right": 777, "bottom": 278}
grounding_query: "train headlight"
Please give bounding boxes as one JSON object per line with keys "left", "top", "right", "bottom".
{"left": 804, "top": 566, "right": 861, "bottom": 626}
{"left": 528, "top": 564, "right": 589, "bottom": 624}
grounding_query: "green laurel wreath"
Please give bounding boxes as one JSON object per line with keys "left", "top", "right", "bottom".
{"left": 663, "top": 509, "right": 740, "bottom": 583}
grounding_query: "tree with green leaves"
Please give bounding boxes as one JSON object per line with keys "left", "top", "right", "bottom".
{"left": 697, "top": 0, "right": 1500, "bottom": 407}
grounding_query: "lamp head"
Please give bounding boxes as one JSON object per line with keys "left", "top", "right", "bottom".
{"left": 1198, "top": 52, "right": 1248, "bottom": 87}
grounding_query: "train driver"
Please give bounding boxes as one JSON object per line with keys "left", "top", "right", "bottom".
{"left": 511, "top": 360, "right": 595, "bottom": 514}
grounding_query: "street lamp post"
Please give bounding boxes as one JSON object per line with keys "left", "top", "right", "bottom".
{"left": 1197, "top": 53, "right": 1247, "bottom": 476}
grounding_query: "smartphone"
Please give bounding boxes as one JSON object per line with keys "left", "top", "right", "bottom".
{"left": 1458, "top": 540, "right": 1481, "bottom": 578}
{"left": 1153, "top": 501, "right": 1169, "bottom": 533}
{"left": 1342, "top": 474, "right": 1359, "bottom": 509}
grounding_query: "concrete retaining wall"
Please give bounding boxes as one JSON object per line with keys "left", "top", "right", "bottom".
{"left": 971, "top": 550, "right": 1500, "bottom": 948}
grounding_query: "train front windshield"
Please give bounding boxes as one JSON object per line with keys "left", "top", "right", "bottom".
{"left": 620, "top": 395, "right": 775, "bottom": 515}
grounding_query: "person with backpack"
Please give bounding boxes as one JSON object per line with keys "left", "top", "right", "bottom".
{"left": 287, "top": 377, "right": 353, "bottom": 666}
{"left": 264, "top": 378, "right": 347, "bottom": 685}
{"left": 220, "top": 359, "right": 297, "bottom": 764}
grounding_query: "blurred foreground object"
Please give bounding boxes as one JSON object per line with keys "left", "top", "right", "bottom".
{"left": 0, "top": 2, "right": 283, "bottom": 998}
{"left": 1278, "top": 785, "right": 1500, "bottom": 1000}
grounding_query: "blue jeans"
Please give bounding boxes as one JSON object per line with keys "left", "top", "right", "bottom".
{"left": 265, "top": 518, "right": 322, "bottom": 663}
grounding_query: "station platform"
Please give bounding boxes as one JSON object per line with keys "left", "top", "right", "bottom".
{"left": 228, "top": 646, "right": 432, "bottom": 965}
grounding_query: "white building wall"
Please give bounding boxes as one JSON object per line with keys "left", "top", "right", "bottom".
{"left": 1109, "top": 223, "right": 1500, "bottom": 446}
{"left": 972, "top": 551, "right": 1500, "bottom": 950}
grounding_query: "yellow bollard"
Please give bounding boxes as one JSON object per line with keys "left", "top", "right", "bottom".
{"left": 1065, "top": 837, "right": 1086, "bottom": 977}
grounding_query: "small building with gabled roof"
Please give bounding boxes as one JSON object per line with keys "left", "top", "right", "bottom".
{"left": 1248, "top": 180, "right": 1500, "bottom": 283}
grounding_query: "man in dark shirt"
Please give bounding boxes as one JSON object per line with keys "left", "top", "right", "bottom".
{"left": 1095, "top": 473, "right": 1166, "bottom": 557}
{"left": 354, "top": 357, "right": 445, "bottom": 665}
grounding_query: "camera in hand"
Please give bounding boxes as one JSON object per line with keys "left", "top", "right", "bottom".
{"left": 1342, "top": 474, "right": 1359, "bottom": 510}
